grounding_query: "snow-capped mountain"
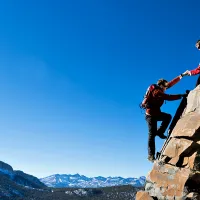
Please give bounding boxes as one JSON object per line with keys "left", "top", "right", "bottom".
{"left": 40, "top": 174, "right": 146, "bottom": 188}
{"left": 0, "top": 160, "right": 144, "bottom": 199}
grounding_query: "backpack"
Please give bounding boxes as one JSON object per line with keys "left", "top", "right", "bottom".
{"left": 140, "top": 84, "right": 160, "bottom": 109}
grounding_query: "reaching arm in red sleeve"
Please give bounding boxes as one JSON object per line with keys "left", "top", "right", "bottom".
{"left": 166, "top": 76, "right": 182, "bottom": 89}
{"left": 189, "top": 65, "right": 200, "bottom": 76}
{"left": 155, "top": 90, "right": 182, "bottom": 101}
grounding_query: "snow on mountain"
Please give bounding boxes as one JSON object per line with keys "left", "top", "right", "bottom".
{"left": 40, "top": 174, "right": 146, "bottom": 188}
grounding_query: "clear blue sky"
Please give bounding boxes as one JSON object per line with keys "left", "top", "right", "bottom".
{"left": 0, "top": 0, "right": 200, "bottom": 179}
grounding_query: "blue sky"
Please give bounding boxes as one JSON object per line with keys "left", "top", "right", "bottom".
{"left": 0, "top": 0, "right": 200, "bottom": 178}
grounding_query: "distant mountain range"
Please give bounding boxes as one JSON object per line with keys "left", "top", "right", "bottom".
{"left": 0, "top": 160, "right": 145, "bottom": 200}
{"left": 40, "top": 174, "right": 146, "bottom": 188}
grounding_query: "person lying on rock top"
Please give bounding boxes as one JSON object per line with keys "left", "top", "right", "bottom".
{"left": 141, "top": 74, "right": 187, "bottom": 162}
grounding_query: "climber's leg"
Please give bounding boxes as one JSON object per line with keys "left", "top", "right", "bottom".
{"left": 145, "top": 115, "right": 157, "bottom": 161}
{"left": 157, "top": 112, "right": 172, "bottom": 138}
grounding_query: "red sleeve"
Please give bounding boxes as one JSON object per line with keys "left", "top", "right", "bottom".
{"left": 154, "top": 90, "right": 182, "bottom": 101}
{"left": 166, "top": 76, "right": 181, "bottom": 89}
{"left": 190, "top": 65, "right": 200, "bottom": 75}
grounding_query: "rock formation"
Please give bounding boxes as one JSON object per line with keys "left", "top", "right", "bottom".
{"left": 0, "top": 161, "right": 13, "bottom": 172}
{"left": 136, "top": 85, "right": 200, "bottom": 200}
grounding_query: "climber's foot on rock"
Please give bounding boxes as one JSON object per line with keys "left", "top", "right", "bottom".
{"left": 148, "top": 155, "right": 155, "bottom": 162}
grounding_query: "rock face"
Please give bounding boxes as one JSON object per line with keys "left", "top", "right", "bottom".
{"left": 0, "top": 160, "right": 47, "bottom": 191}
{"left": 136, "top": 191, "right": 154, "bottom": 200}
{"left": 136, "top": 85, "right": 200, "bottom": 200}
{"left": 0, "top": 161, "right": 13, "bottom": 172}
{"left": 14, "top": 170, "right": 46, "bottom": 188}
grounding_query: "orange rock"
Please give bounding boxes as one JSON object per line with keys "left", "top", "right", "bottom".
{"left": 163, "top": 138, "right": 193, "bottom": 158}
{"left": 135, "top": 191, "right": 153, "bottom": 200}
{"left": 146, "top": 162, "right": 190, "bottom": 198}
{"left": 170, "top": 113, "right": 200, "bottom": 138}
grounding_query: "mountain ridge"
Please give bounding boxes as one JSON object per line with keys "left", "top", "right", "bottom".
{"left": 40, "top": 173, "right": 146, "bottom": 188}
{"left": 0, "top": 160, "right": 145, "bottom": 199}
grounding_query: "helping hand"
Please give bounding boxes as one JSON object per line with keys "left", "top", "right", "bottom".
{"left": 181, "top": 70, "right": 190, "bottom": 76}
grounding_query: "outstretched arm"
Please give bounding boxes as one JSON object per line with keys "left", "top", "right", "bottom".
{"left": 166, "top": 75, "right": 183, "bottom": 89}
{"left": 182, "top": 65, "right": 200, "bottom": 76}
{"left": 154, "top": 90, "right": 183, "bottom": 101}
{"left": 189, "top": 65, "right": 200, "bottom": 76}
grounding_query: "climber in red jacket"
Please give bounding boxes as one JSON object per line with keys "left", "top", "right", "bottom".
{"left": 142, "top": 75, "right": 187, "bottom": 162}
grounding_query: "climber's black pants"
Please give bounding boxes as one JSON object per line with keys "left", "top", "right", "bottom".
{"left": 145, "top": 112, "right": 172, "bottom": 157}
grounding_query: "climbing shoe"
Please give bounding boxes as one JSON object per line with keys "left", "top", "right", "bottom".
{"left": 157, "top": 129, "right": 167, "bottom": 139}
{"left": 148, "top": 155, "right": 155, "bottom": 162}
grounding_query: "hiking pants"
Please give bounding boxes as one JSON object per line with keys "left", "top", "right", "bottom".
{"left": 145, "top": 112, "right": 172, "bottom": 157}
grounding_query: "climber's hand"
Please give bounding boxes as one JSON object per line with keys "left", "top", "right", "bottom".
{"left": 181, "top": 70, "right": 190, "bottom": 77}
{"left": 180, "top": 94, "right": 187, "bottom": 98}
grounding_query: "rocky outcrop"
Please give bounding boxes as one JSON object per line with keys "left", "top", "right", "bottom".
{"left": 0, "top": 161, "right": 13, "bottom": 173}
{"left": 0, "top": 161, "right": 47, "bottom": 190}
{"left": 14, "top": 170, "right": 46, "bottom": 188}
{"left": 136, "top": 85, "right": 200, "bottom": 200}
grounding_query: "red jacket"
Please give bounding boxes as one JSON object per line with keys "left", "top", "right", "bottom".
{"left": 190, "top": 65, "right": 200, "bottom": 75}
{"left": 146, "top": 76, "right": 182, "bottom": 116}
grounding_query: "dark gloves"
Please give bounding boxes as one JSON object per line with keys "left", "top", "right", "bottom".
{"left": 186, "top": 90, "right": 190, "bottom": 94}
{"left": 180, "top": 94, "right": 187, "bottom": 98}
